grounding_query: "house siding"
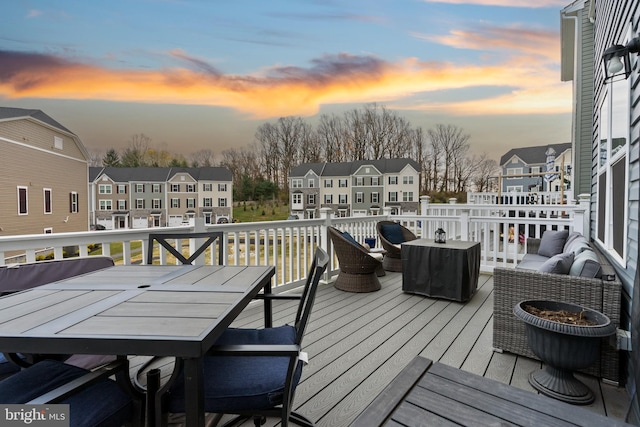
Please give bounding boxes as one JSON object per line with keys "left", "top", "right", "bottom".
{"left": 0, "top": 118, "right": 88, "bottom": 236}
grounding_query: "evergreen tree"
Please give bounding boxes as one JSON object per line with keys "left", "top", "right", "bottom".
{"left": 102, "top": 148, "right": 121, "bottom": 167}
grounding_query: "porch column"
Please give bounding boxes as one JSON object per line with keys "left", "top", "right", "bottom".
{"left": 573, "top": 194, "right": 590, "bottom": 236}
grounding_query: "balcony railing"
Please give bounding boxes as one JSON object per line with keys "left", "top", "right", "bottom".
{"left": 0, "top": 196, "right": 589, "bottom": 290}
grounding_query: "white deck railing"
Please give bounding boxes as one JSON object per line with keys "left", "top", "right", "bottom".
{"left": 0, "top": 196, "right": 589, "bottom": 289}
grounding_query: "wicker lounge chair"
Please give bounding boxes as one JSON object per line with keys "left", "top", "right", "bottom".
{"left": 328, "top": 226, "right": 383, "bottom": 293}
{"left": 376, "top": 221, "right": 417, "bottom": 272}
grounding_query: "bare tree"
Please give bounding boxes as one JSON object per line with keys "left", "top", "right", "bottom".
{"left": 316, "top": 113, "right": 347, "bottom": 162}
{"left": 190, "top": 149, "right": 216, "bottom": 167}
{"left": 427, "top": 124, "right": 470, "bottom": 192}
{"left": 121, "top": 133, "right": 152, "bottom": 167}
{"left": 471, "top": 154, "right": 499, "bottom": 192}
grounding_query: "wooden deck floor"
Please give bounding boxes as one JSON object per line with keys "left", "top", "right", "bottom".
{"left": 165, "top": 270, "right": 631, "bottom": 427}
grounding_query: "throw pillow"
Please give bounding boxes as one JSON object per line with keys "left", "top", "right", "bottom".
{"left": 563, "top": 232, "right": 583, "bottom": 252}
{"left": 342, "top": 231, "right": 363, "bottom": 248}
{"left": 539, "top": 252, "right": 574, "bottom": 274}
{"left": 380, "top": 223, "right": 404, "bottom": 244}
{"left": 569, "top": 250, "right": 602, "bottom": 278}
{"left": 538, "top": 229, "right": 569, "bottom": 257}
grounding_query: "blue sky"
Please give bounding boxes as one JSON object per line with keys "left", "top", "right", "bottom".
{"left": 0, "top": 0, "right": 572, "bottom": 161}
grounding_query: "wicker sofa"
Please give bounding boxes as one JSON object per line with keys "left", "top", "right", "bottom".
{"left": 493, "top": 237, "right": 622, "bottom": 383}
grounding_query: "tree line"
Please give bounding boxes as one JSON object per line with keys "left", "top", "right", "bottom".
{"left": 94, "top": 104, "right": 498, "bottom": 201}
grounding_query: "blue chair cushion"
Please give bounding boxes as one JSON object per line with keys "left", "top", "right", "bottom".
{"left": 0, "top": 360, "right": 132, "bottom": 427}
{"left": 381, "top": 223, "right": 404, "bottom": 244}
{"left": 342, "top": 232, "right": 364, "bottom": 249}
{"left": 168, "top": 325, "right": 303, "bottom": 413}
{"left": 0, "top": 353, "right": 21, "bottom": 380}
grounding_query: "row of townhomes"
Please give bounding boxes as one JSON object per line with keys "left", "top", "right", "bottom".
{"left": 90, "top": 167, "right": 233, "bottom": 229}
{"left": 499, "top": 142, "right": 572, "bottom": 197}
{"left": 561, "top": 0, "right": 639, "bottom": 418}
{"left": 0, "top": 107, "right": 90, "bottom": 237}
{"left": 288, "top": 159, "right": 420, "bottom": 219}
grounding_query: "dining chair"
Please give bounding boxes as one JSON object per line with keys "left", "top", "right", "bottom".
{"left": 0, "top": 358, "right": 138, "bottom": 427}
{"left": 376, "top": 220, "right": 417, "bottom": 271}
{"left": 147, "top": 231, "right": 223, "bottom": 265}
{"left": 164, "top": 247, "right": 329, "bottom": 427}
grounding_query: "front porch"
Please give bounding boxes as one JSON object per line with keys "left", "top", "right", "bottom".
{"left": 224, "top": 270, "right": 629, "bottom": 426}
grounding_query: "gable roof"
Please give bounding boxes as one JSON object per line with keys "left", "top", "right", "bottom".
{"left": 90, "top": 167, "right": 232, "bottom": 183}
{"left": 499, "top": 143, "right": 571, "bottom": 166}
{"left": 0, "top": 107, "right": 74, "bottom": 134}
{"left": 290, "top": 158, "right": 420, "bottom": 178}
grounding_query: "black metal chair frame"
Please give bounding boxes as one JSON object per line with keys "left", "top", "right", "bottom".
{"left": 147, "top": 232, "right": 224, "bottom": 265}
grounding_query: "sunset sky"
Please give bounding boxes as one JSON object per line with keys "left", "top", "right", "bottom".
{"left": 1, "top": 0, "right": 573, "bottom": 162}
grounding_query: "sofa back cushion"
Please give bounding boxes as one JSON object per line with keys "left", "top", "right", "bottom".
{"left": 569, "top": 250, "right": 602, "bottom": 278}
{"left": 539, "top": 252, "right": 574, "bottom": 274}
{"left": 538, "top": 229, "right": 569, "bottom": 257}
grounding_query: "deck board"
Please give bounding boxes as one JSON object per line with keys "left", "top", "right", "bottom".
{"left": 163, "top": 271, "right": 630, "bottom": 427}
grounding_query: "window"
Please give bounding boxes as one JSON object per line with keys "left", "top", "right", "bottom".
{"left": 388, "top": 192, "right": 397, "bottom": 202}
{"left": 117, "top": 185, "right": 127, "bottom": 194}
{"left": 70, "top": 192, "right": 79, "bottom": 213}
{"left": 203, "top": 183, "right": 212, "bottom": 191}
{"left": 597, "top": 72, "right": 629, "bottom": 261}
{"left": 402, "top": 176, "right": 414, "bottom": 185}
{"left": 389, "top": 176, "right": 398, "bottom": 185}
{"left": 324, "top": 179, "right": 333, "bottom": 188}
{"left": 203, "top": 198, "right": 212, "bottom": 207}
{"left": 43, "top": 189, "right": 52, "bottom": 214}
{"left": 293, "top": 194, "right": 302, "bottom": 204}
{"left": 530, "top": 166, "right": 540, "bottom": 174}
{"left": 506, "top": 168, "right": 522, "bottom": 179}
{"left": 99, "top": 200, "right": 112, "bottom": 211}
{"left": 54, "top": 136, "right": 63, "bottom": 149}
{"left": 339, "top": 194, "right": 347, "bottom": 204}
{"left": 187, "top": 198, "right": 195, "bottom": 208}
{"left": 218, "top": 183, "right": 227, "bottom": 192}
{"left": 218, "top": 198, "right": 227, "bottom": 207}
{"left": 356, "top": 192, "right": 363, "bottom": 203}
{"left": 308, "top": 179, "right": 315, "bottom": 188}
{"left": 371, "top": 176, "right": 380, "bottom": 186}
{"left": 324, "top": 194, "right": 333, "bottom": 204}
{"left": 506, "top": 185, "right": 523, "bottom": 192}
{"left": 136, "top": 199, "right": 145, "bottom": 209}
{"left": 339, "top": 179, "right": 348, "bottom": 188}
{"left": 186, "top": 184, "right": 196, "bottom": 193}
{"left": 171, "top": 199, "right": 180, "bottom": 208}
{"left": 307, "top": 194, "right": 316, "bottom": 205}
{"left": 403, "top": 192, "right": 414, "bottom": 202}
{"left": 171, "top": 184, "right": 180, "bottom": 192}
{"left": 98, "top": 184, "right": 112, "bottom": 194}
{"left": 152, "top": 184, "right": 161, "bottom": 193}
{"left": 117, "top": 200, "right": 126, "bottom": 210}
{"left": 135, "top": 184, "right": 144, "bottom": 193}
{"left": 17, "top": 186, "right": 28, "bottom": 215}
{"left": 204, "top": 212, "right": 212, "bottom": 224}
{"left": 152, "top": 199, "right": 161, "bottom": 209}
{"left": 292, "top": 179, "right": 302, "bottom": 188}
{"left": 371, "top": 192, "right": 379, "bottom": 203}
{"left": 355, "top": 177, "right": 364, "bottom": 186}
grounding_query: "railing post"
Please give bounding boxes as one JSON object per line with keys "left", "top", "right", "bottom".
{"left": 574, "top": 194, "right": 590, "bottom": 236}
{"left": 320, "top": 207, "right": 333, "bottom": 280}
{"left": 192, "top": 218, "right": 207, "bottom": 265}
{"left": 420, "top": 195, "right": 430, "bottom": 238}
{"left": 460, "top": 208, "right": 470, "bottom": 241}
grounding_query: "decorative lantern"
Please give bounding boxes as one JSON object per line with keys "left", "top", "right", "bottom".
{"left": 435, "top": 228, "right": 446, "bottom": 244}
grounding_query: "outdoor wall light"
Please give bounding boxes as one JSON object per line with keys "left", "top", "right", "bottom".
{"left": 602, "top": 35, "right": 640, "bottom": 80}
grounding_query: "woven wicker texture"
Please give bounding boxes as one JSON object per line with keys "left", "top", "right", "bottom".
{"left": 328, "top": 226, "right": 382, "bottom": 293}
{"left": 493, "top": 238, "right": 622, "bottom": 383}
{"left": 375, "top": 221, "right": 417, "bottom": 272}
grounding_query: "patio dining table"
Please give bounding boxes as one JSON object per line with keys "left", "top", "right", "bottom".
{"left": 0, "top": 264, "right": 276, "bottom": 427}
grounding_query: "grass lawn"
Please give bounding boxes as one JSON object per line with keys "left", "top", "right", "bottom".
{"left": 233, "top": 201, "right": 290, "bottom": 222}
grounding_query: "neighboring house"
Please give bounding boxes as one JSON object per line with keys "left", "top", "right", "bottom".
{"left": 0, "top": 107, "right": 89, "bottom": 236}
{"left": 499, "top": 143, "right": 572, "bottom": 197}
{"left": 562, "top": 0, "right": 639, "bottom": 416}
{"left": 89, "top": 167, "right": 232, "bottom": 229}
{"left": 289, "top": 159, "right": 420, "bottom": 218}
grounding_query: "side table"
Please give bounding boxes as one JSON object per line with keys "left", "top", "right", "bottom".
{"left": 401, "top": 239, "right": 480, "bottom": 302}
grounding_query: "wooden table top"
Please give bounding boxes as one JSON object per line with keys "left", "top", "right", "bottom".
{"left": 0, "top": 265, "right": 275, "bottom": 358}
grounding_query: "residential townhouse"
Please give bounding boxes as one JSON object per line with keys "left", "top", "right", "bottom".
{"left": 499, "top": 143, "right": 572, "bottom": 197}
{"left": 289, "top": 159, "right": 420, "bottom": 218}
{"left": 89, "top": 167, "right": 232, "bottom": 229}
{"left": 0, "top": 107, "right": 89, "bottom": 236}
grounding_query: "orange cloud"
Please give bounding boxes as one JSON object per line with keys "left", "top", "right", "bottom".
{"left": 0, "top": 49, "right": 569, "bottom": 118}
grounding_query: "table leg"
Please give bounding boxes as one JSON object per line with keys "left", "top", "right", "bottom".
{"left": 264, "top": 281, "right": 273, "bottom": 328}
{"left": 183, "top": 357, "right": 205, "bottom": 427}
